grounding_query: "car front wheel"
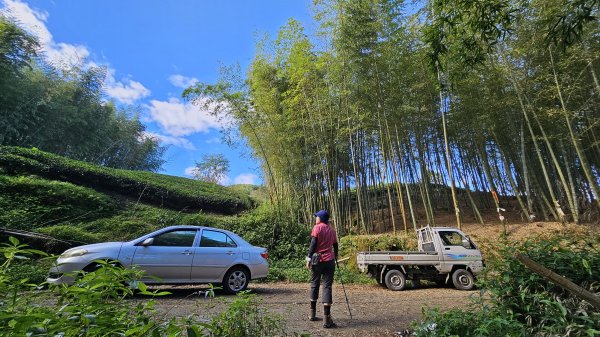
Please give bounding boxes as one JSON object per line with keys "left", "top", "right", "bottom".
{"left": 223, "top": 267, "right": 249, "bottom": 294}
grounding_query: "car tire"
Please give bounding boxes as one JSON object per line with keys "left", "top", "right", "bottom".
{"left": 452, "top": 269, "right": 475, "bottom": 290}
{"left": 384, "top": 269, "right": 406, "bottom": 291}
{"left": 223, "top": 267, "right": 249, "bottom": 294}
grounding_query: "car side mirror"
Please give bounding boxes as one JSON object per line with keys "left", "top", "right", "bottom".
{"left": 140, "top": 238, "right": 154, "bottom": 246}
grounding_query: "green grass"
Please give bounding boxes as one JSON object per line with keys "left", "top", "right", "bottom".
{"left": 0, "top": 146, "right": 253, "bottom": 214}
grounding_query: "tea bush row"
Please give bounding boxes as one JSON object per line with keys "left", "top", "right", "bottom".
{"left": 0, "top": 146, "right": 253, "bottom": 214}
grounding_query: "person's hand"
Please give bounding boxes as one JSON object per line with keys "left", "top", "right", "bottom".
{"left": 305, "top": 261, "right": 311, "bottom": 269}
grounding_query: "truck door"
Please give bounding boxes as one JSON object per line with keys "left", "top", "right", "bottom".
{"left": 438, "top": 230, "right": 480, "bottom": 264}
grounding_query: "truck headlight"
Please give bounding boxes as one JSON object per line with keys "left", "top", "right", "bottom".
{"left": 61, "top": 249, "right": 88, "bottom": 258}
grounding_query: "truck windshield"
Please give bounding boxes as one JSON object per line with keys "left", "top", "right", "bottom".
{"left": 439, "top": 231, "right": 475, "bottom": 249}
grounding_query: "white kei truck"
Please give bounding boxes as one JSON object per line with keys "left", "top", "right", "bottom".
{"left": 356, "top": 226, "right": 484, "bottom": 291}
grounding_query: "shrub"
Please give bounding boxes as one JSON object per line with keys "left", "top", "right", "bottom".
{"left": 412, "top": 307, "right": 527, "bottom": 337}
{"left": 190, "top": 292, "right": 290, "bottom": 337}
{"left": 224, "top": 203, "right": 310, "bottom": 260}
{"left": 36, "top": 224, "right": 101, "bottom": 251}
{"left": 0, "top": 174, "right": 116, "bottom": 230}
{"left": 339, "top": 233, "right": 417, "bottom": 271}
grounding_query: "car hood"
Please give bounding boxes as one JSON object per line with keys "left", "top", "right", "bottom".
{"left": 62, "top": 242, "right": 124, "bottom": 255}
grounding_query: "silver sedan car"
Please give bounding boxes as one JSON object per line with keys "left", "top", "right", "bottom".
{"left": 47, "top": 225, "right": 269, "bottom": 293}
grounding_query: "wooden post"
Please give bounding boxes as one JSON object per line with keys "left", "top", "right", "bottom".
{"left": 515, "top": 253, "right": 600, "bottom": 310}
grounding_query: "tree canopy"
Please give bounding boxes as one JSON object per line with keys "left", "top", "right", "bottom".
{"left": 0, "top": 16, "right": 164, "bottom": 171}
{"left": 185, "top": 0, "right": 600, "bottom": 232}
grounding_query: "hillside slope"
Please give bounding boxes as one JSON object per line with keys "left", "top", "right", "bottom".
{"left": 0, "top": 146, "right": 254, "bottom": 214}
{"left": 0, "top": 146, "right": 264, "bottom": 251}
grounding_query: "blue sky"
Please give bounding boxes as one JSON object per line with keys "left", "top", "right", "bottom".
{"left": 0, "top": 0, "right": 313, "bottom": 185}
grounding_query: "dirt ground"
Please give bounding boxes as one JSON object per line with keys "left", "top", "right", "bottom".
{"left": 143, "top": 282, "right": 478, "bottom": 337}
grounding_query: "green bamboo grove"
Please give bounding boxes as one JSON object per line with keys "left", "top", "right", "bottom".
{"left": 184, "top": 0, "right": 600, "bottom": 233}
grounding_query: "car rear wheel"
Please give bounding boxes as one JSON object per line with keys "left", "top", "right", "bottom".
{"left": 223, "top": 267, "right": 249, "bottom": 294}
{"left": 452, "top": 269, "right": 474, "bottom": 290}
{"left": 384, "top": 269, "right": 406, "bottom": 291}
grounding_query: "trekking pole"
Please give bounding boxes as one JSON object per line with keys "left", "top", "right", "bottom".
{"left": 335, "top": 257, "right": 353, "bottom": 319}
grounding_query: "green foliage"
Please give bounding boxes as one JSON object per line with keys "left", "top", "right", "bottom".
{"left": 192, "top": 292, "right": 288, "bottom": 337}
{"left": 412, "top": 307, "right": 527, "bottom": 337}
{"left": 0, "top": 16, "right": 39, "bottom": 73}
{"left": 265, "top": 259, "right": 311, "bottom": 282}
{"left": 411, "top": 234, "right": 600, "bottom": 336}
{"left": 0, "top": 174, "right": 116, "bottom": 230}
{"left": 192, "top": 153, "right": 230, "bottom": 184}
{"left": 479, "top": 235, "right": 600, "bottom": 336}
{"left": 0, "top": 146, "right": 253, "bottom": 214}
{"left": 224, "top": 203, "right": 310, "bottom": 260}
{"left": 37, "top": 225, "right": 101, "bottom": 245}
{"left": 266, "top": 258, "right": 374, "bottom": 284}
{"left": 339, "top": 233, "right": 418, "bottom": 271}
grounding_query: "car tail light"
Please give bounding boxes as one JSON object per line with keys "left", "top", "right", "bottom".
{"left": 260, "top": 251, "right": 269, "bottom": 260}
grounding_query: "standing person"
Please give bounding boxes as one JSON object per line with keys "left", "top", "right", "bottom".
{"left": 305, "top": 209, "right": 339, "bottom": 328}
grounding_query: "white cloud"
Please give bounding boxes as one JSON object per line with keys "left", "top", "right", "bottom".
{"left": 142, "top": 131, "right": 195, "bottom": 150}
{"left": 1, "top": 0, "right": 149, "bottom": 104}
{"left": 220, "top": 175, "right": 232, "bottom": 185}
{"left": 205, "top": 137, "right": 221, "bottom": 144}
{"left": 169, "top": 74, "right": 199, "bottom": 89}
{"left": 146, "top": 97, "right": 230, "bottom": 137}
{"left": 233, "top": 173, "right": 258, "bottom": 185}
{"left": 104, "top": 74, "right": 151, "bottom": 104}
{"left": 1, "top": 0, "right": 88, "bottom": 68}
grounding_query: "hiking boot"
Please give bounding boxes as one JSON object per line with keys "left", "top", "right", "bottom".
{"left": 308, "top": 309, "right": 322, "bottom": 321}
{"left": 323, "top": 315, "right": 337, "bottom": 328}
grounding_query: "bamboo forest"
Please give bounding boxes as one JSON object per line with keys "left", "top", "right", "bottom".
{"left": 185, "top": 0, "right": 600, "bottom": 233}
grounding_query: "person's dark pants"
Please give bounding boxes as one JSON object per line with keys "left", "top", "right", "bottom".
{"left": 310, "top": 259, "right": 335, "bottom": 304}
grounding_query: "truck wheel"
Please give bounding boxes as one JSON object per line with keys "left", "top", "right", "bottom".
{"left": 452, "top": 269, "right": 474, "bottom": 290}
{"left": 384, "top": 269, "right": 406, "bottom": 291}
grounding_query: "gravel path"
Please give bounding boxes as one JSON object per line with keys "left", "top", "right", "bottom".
{"left": 141, "top": 282, "right": 478, "bottom": 336}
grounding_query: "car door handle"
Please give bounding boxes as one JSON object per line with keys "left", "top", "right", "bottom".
{"left": 181, "top": 250, "right": 192, "bottom": 255}
{"left": 226, "top": 251, "right": 235, "bottom": 255}
{"left": 445, "top": 247, "right": 450, "bottom": 250}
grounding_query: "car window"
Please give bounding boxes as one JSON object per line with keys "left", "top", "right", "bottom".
{"left": 439, "top": 231, "right": 474, "bottom": 249}
{"left": 200, "top": 230, "right": 237, "bottom": 248}
{"left": 152, "top": 230, "right": 197, "bottom": 247}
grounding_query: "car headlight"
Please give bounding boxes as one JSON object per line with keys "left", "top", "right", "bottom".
{"left": 61, "top": 248, "right": 88, "bottom": 258}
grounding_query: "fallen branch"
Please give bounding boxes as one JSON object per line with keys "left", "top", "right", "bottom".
{"left": 515, "top": 253, "right": 600, "bottom": 310}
